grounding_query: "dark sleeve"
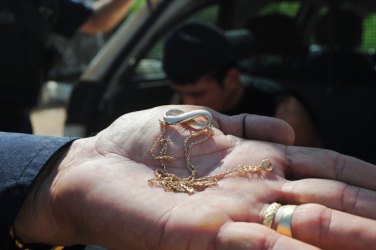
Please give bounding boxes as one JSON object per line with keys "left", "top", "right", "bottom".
{"left": 52, "top": 0, "right": 93, "bottom": 38}
{"left": 0, "top": 132, "right": 76, "bottom": 249}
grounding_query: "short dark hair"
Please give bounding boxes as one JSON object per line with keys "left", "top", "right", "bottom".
{"left": 163, "top": 21, "right": 254, "bottom": 85}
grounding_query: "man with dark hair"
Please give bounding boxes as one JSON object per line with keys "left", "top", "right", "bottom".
{"left": 163, "top": 21, "right": 321, "bottom": 146}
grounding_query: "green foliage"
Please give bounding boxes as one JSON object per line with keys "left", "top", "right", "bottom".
{"left": 259, "top": 2, "right": 300, "bottom": 17}
{"left": 130, "top": 0, "right": 148, "bottom": 13}
{"left": 362, "top": 14, "right": 376, "bottom": 51}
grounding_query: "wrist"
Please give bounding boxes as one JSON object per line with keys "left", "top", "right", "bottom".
{"left": 13, "top": 140, "right": 78, "bottom": 245}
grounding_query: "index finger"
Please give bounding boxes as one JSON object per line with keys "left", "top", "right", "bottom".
{"left": 285, "top": 146, "right": 376, "bottom": 191}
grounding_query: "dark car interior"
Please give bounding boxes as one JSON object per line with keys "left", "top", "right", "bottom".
{"left": 67, "top": 0, "right": 376, "bottom": 163}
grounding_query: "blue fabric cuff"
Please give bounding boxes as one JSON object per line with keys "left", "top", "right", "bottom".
{"left": 0, "top": 133, "right": 77, "bottom": 249}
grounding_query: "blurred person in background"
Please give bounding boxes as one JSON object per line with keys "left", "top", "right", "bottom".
{"left": 0, "top": 0, "right": 133, "bottom": 133}
{"left": 163, "top": 21, "right": 321, "bottom": 147}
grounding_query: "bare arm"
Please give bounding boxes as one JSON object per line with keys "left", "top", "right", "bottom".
{"left": 275, "top": 96, "right": 322, "bottom": 147}
{"left": 80, "top": 0, "right": 133, "bottom": 33}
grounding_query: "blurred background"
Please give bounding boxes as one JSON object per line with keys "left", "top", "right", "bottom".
{"left": 30, "top": 0, "right": 147, "bottom": 136}
{"left": 29, "top": 0, "right": 376, "bottom": 164}
{"left": 32, "top": 0, "right": 376, "bottom": 136}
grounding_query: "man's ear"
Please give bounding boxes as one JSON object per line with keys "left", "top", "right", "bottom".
{"left": 223, "top": 67, "right": 240, "bottom": 89}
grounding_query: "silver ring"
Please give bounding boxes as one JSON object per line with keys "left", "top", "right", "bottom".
{"left": 276, "top": 205, "right": 297, "bottom": 237}
{"left": 163, "top": 109, "right": 212, "bottom": 130}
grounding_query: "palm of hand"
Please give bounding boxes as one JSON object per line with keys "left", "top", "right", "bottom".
{"left": 56, "top": 107, "right": 288, "bottom": 250}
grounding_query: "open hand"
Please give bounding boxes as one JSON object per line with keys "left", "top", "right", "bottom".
{"left": 16, "top": 105, "right": 376, "bottom": 250}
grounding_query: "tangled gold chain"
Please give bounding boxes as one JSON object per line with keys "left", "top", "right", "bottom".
{"left": 149, "top": 109, "right": 273, "bottom": 194}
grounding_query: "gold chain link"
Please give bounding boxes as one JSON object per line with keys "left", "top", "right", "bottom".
{"left": 149, "top": 110, "right": 273, "bottom": 194}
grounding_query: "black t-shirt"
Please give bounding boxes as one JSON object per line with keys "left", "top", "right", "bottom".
{"left": 225, "top": 76, "right": 289, "bottom": 117}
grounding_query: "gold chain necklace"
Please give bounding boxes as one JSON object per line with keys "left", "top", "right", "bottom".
{"left": 149, "top": 109, "right": 273, "bottom": 194}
